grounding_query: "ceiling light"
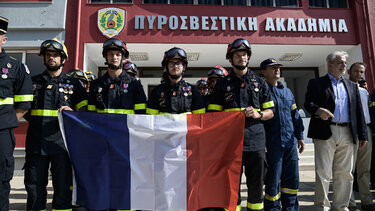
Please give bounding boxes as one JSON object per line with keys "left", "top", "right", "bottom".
{"left": 129, "top": 52, "right": 148, "bottom": 61}
{"left": 279, "top": 53, "right": 302, "bottom": 61}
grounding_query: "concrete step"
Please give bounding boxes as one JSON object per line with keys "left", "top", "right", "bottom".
{"left": 299, "top": 143, "right": 315, "bottom": 171}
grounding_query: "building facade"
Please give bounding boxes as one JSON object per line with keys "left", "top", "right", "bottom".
{"left": 1, "top": 0, "right": 375, "bottom": 160}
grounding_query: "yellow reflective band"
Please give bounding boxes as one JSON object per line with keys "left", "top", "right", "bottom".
{"left": 31, "top": 109, "right": 58, "bottom": 117}
{"left": 96, "top": 109, "right": 135, "bottom": 114}
{"left": 208, "top": 104, "right": 223, "bottom": 111}
{"left": 281, "top": 187, "right": 298, "bottom": 195}
{"left": 192, "top": 108, "right": 205, "bottom": 114}
{"left": 52, "top": 209, "right": 72, "bottom": 211}
{"left": 14, "top": 94, "right": 33, "bottom": 102}
{"left": 75, "top": 100, "right": 88, "bottom": 110}
{"left": 159, "top": 112, "right": 171, "bottom": 114}
{"left": 134, "top": 103, "right": 146, "bottom": 110}
{"left": 247, "top": 202, "right": 264, "bottom": 210}
{"left": 291, "top": 103, "right": 297, "bottom": 110}
{"left": 88, "top": 105, "right": 96, "bottom": 111}
{"left": 224, "top": 108, "right": 242, "bottom": 112}
{"left": 254, "top": 108, "right": 261, "bottom": 112}
{"left": 146, "top": 108, "right": 159, "bottom": 115}
{"left": 40, "top": 210, "right": 46, "bottom": 211}
{"left": 0, "top": 97, "right": 14, "bottom": 105}
{"left": 265, "top": 192, "right": 281, "bottom": 201}
{"left": 263, "top": 100, "right": 274, "bottom": 109}
{"left": 70, "top": 186, "right": 73, "bottom": 191}
{"left": 370, "top": 102, "right": 375, "bottom": 107}
{"left": 236, "top": 205, "right": 242, "bottom": 211}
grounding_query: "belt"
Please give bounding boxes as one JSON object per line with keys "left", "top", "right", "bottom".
{"left": 330, "top": 122, "right": 350, "bottom": 127}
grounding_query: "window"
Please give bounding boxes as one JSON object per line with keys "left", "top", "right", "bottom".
{"left": 7, "top": 51, "right": 44, "bottom": 77}
{"left": 309, "top": 0, "right": 348, "bottom": 8}
{"left": 198, "top": 0, "right": 221, "bottom": 5}
{"left": 90, "top": 0, "right": 132, "bottom": 3}
{"left": 143, "top": 0, "right": 193, "bottom": 4}
{"left": 251, "top": 0, "right": 298, "bottom": 6}
{"left": 143, "top": 0, "right": 298, "bottom": 6}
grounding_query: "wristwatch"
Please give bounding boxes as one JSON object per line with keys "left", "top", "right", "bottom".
{"left": 258, "top": 111, "right": 263, "bottom": 120}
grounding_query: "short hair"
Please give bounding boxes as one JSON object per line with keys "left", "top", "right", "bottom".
{"left": 326, "top": 51, "right": 349, "bottom": 63}
{"left": 349, "top": 62, "right": 367, "bottom": 71}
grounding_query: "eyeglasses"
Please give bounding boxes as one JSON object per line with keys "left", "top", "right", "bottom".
{"left": 229, "top": 39, "right": 251, "bottom": 49}
{"left": 103, "top": 38, "right": 126, "bottom": 48}
{"left": 166, "top": 48, "right": 187, "bottom": 58}
{"left": 168, "top": 61, "right": 184, "bottom": 67}
{"left": 41, "top": 40, "right": 64, "bottom": 51}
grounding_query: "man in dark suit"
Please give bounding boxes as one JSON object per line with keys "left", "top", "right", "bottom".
{"left": 304, "top": 51, "right": 368, "bottom": 211}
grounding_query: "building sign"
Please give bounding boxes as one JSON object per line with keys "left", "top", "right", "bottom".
{"left": 134, "top": 15, "right": 348, "bottom": 33}
{"left": 98, "top": 8, "right": 126, "bottom": 38}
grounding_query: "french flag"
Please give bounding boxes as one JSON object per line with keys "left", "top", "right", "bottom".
{"left": 59, "top": 111, "right": 245, "bottom": 211}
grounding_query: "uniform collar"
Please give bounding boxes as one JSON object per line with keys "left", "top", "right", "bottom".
{"left": 41, "top": 70, "right": 67, "bottom": 82}
{"left": 102, "top": 70, "right": 128, "bottom": 84}
{"left": 0, "top": 49, "right": 6, "bottom": 58}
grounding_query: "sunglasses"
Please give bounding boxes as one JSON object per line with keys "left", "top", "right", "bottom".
{"left": 166, "top": 48, "right": 187, "bottom": 58}
{"left": 41, "top": 40, "right": 64, "bottom": 51}
{"left": 103, "top": 38, "right": 126, "bottom": 48}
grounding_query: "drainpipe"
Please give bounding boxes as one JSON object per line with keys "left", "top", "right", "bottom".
{"left": 74, "top": 0, "right": 82, "bottom": 69}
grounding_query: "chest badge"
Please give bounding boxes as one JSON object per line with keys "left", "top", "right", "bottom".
{"left": 123, "top": 83, "right": 128, "bottom": 93}
{"left": 2, "top": 68, "right": 8, "bottom": 79}
{"left": 7, "top": 63, "right": 11, "bottom": 68}
{"left": 110, "top": 84, "right": 115, "bottom": 89}
{"left": 47, "top": 84, "right": 53, "bottom": 89}
{"left": 253, "top": 82, "right": 259, "bottom": 92}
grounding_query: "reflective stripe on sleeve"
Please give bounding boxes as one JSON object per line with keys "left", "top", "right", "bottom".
{"left": 207, "top": 104, "right": 223, "bottom": 111}
{"left": 265, "top": 192, "right": 281, "bottom": 201}
{"left": 96, "top": 109, "right": 135, "bottom": 114}
{"left": 134, "top": 103, "right": 146, "bottom": 110}
{"left": 88, "top": 105, "right": 96, "bottom": 111}
{"left": 370, "top": 102, "right": 375, "bottom": 107}
{"left": 291, "top": 103, "right": 297, "bottom": 110}
{"left": 262, "top": 100, "right": 274, "bottom": 109}
{"left": 52, "top": 209, "right": 73, "bottom": 211}
{"left": 192, "top": 108, "right": 205, "bottom": 114}
{"left": 146, "top": 108, "right": 159, "bottom": 115}
{"left": 0, "top": 98, "right": 14, "bottom": 105}
{"left": 14, "top": 95, "right": 33, "bottom": 102}
{"left": 75, "top": 100, "right": 88, "bottom": 110}
{"left": 31, "top": 109, "right": 58, "bottom": 117}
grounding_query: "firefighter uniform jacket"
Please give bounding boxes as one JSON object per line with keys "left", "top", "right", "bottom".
{"left": 146, "top": 79, "right": 205, "bottom": 114}
{"left": 26, "top": 71, "right": 88, "bottom": 155}
{"left": 88, "top": 70, "right": 147, "bottom": 114}
{"left": 0, "top": 50, "right": 33, "bottom": 130}
{"left": 264, "top": 81, "right": 304, "bottom": 149}
{"left": 208, "top": 70, "right": 274, "bottom": 151}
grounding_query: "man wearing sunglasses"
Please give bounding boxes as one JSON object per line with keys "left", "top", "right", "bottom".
{"left": 24, "top": 38, "right": 88, "bottom": 211}
{"left": 208, "top": 38, "right": 274, "bottom": 211}
{"left": 0, "top": 16, "right": 33, "bottom": 211}
{"left": 88, "top": 38, "right": 146, "bottom": 115}
{"left": 146, "top": 47, "right": 205, "bottom": 115}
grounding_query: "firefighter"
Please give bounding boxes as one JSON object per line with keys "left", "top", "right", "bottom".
{"left": 88, "top": 38, "right": 146, "bottom": 115}
{"left": 24, "top": 38, "right": 88, "bottom": 211}
{"left": 68, "top": 68, "right": 96, "bottom": 93}
{"left": 146, "top": 47, "right": 205, "bottom": 115}
{"left": 208, "top": 38, "right": 274, "bottom": 211}
{"left": 207, "top": 66, "right": 228, "bottom": 94}
{"left": 260, "top": 58, "right": 305, "bottom": 210}
{"left": 196, "top": 78, "right": 209, "bottom": 96}
{"left": 0, "top": 16, "right": 33, "bottom": 210}
{"left": 123, "top": 61, "right": 138, "bottom": 78}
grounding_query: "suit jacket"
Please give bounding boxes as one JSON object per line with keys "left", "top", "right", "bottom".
{"left": 304, "top": 74, "right": 368, "bottom": 143}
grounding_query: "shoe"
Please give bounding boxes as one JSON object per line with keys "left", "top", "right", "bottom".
{"left": 362, "top": 203, "right": 375, "bottom": 211}
{"left": 348, "top": 206, "right": 360, "bottom": 211}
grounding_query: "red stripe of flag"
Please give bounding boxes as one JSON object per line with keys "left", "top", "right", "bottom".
{"left": 186, "top": 111, "right": 245, "bottom": 211}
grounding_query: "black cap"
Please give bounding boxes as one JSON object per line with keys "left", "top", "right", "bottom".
{"left": 260, "top": 58, "right": 282, "bottom": 70}
{"left": 0, "top": 16, "right": 8, "bottom": 34}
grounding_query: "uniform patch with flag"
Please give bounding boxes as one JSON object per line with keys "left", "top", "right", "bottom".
{"left": 59, "top": 111, "right": 245, "bottom": 211}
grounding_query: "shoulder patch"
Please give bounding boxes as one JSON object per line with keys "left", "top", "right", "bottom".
{"left": 24, "top": 64, "right": 30, "bottom": 74}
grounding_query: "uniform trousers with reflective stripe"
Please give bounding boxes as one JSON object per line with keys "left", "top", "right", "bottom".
{"left": 314, "top": 125, "right": 355, "bottom": 211}
{"left": 24, "top": 152, "right": 72, "bottom": 211}
{"left": 265, "top": 146, "right": 299, "bottom": 211}
{"left": 349, "top": 125, "right": 374, "bottom": 206}
{"left": 0, "top": 129, "right": 15, "bottom": 211}
{"left": 238, "top": 150, "right": 265, "bottom": 211}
